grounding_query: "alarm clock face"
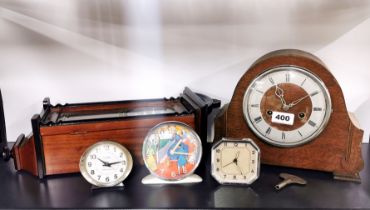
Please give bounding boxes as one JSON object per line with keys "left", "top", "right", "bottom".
{"left": 211, "top": 138, "right": 260, "bottom": 185}
{"left": 142, "top": 121, "right": 202, "bottom": 181}
{"left": 79, "top": 141, "right": 133, "bottom": 187}
{"left": 243, "top": 66, "right": 332, "bottom": 147}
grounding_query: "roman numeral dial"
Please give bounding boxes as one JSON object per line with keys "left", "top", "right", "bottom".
{"left": 243, "top": 66, "right": 332, "bottom": 147}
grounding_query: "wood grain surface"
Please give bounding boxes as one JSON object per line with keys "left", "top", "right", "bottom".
{"left": 215, "top": 49, "right": 364, "bottom": 181}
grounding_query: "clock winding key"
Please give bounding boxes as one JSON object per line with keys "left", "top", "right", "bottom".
{"left": 275, "top": 173, "right": 307, "bottom": 190}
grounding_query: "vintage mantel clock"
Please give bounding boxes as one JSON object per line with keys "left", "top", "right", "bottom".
{"left": 2, "top": 87, "right": 220, "bottom": 179}
{"left": 211, "top": 138, "right": 260, "bottom": 185}
{"left": 79, "top": 141, "right": 133, "bottom": 188}
{"left": 215, "top": 49, "right": 364, "bottom": 182}
{"left": 142, "top": 121, "right": 203, "bottom": 184}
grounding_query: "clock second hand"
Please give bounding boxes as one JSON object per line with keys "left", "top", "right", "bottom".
{"left": 235, "top": 151, "right": 244, "bottom": 175}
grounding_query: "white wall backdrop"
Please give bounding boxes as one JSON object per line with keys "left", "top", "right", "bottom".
{"left": 0, "top": 0, "right": 369, "bottom": 142}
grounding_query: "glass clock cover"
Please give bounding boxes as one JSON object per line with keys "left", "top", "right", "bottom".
{"left": 243, "top": 66, "right": 332, "bottom": 147}
{"left": 79, "top": 141, "right": 133, "bottom": 187}
{"left": 211, "top": 138, "right": 260, "bottom": 185}
{"left": 142, "top": 121, "right": 202, "bottom": 181}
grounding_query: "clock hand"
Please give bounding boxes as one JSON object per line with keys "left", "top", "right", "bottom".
{"left": 235, "top": 151, "right": 240, "bottom": 159}
{"left": 222, "top": 157, "right": 238, "bottom": 168}
{"left": 98, "top": 158, "right": 110, "bottom": 166}
{"left": 170, "top": 139, "right": 183, "bottom": 155}
{"left": 234, "top": 152, "right": 243, "bottom": 174}
{"left": 222, "top": 161, "right": 235, "bottom": 168}
{"left": 287, "top": 93, "right": 312, "bottom": 108}
{"left": 275, "top": 85, "right": 290, "bottom": 111}
{"left": 172, "top": 151, "right": 191, "bottom": 156}
{"left": 106, "top": 161, "right": 123, "bottom": 167}
{"left": 236, "top": 162, "right": 243, "bottom": 175}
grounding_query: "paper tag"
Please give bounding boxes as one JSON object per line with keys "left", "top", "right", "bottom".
{"left": 271, "top": 111, "right": 294, "bottom": 125}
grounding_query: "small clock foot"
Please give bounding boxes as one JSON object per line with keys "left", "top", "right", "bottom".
{"left": 91, "top": 183, "right": 124, "bottom": 191}
{"left": 141, "top": 174, "right": 202, "bottom": 185}
{"left": 333, "top": 172, "right": 361, "bottom": 183}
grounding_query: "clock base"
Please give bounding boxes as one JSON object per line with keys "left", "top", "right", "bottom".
{"left": 141, "top": 174, "right": 202, "bottom": 185}
{"left": 333, "top": 172, "right": 361, "bottom": 183}
{"left": 91, "top": 183, "right": 125, "bottom": 191}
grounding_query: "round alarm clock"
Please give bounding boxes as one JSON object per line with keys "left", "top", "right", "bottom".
{"left": 79, "top": 141, "right": 133, "bottom": 187}
{"left": 142, "top": 121, "right": 202, "bottom": 181}
{"left": 243, "top": 66, "right": 332, "bottom": 147}
{"left": 211, "top": 138, "right": 260, "bottom": 185}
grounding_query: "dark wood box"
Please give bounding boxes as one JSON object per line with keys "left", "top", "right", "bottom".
{"left": 4, "top": 88, "right": 220, "bottom": 178}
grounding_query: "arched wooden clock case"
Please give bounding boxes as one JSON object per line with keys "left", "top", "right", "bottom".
{"left": 215, "top": 49, "right": 364, "bottom": 182}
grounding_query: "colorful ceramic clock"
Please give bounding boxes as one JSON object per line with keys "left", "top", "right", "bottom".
{"left": 142, "top": 121, "right": 202, "bottom": 181}
{"left": 79, "top": 141, "right": 133, "bottom": 187}
{"left": 211, "top": 138, "right": 260, "bottom": 185}
{"left": 243, "top": 66, "right": 332, "bottom": 147}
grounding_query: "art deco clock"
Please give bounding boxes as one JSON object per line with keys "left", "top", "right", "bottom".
{"left": 79, "top": 141, "right": 133, "bottom": 188}
{"left": 211, "top": 138, "right": 260, "bottom": 185}
{"left": 215, "top": 49, "right": 364, "bottom": 182}
{"left": 142, "top": 121, "right": 203, "bottom": 184}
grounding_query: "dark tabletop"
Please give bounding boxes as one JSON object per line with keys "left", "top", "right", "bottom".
{"left": 0, "top": 143, "right": 369, "bottom": 209}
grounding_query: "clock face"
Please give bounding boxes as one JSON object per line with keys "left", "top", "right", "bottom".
{"left": 79, "top": 141, "right": 133, "bottom": 187}
{"left": 243, "top": 66, "right": 332, "bottom": 147}
{"left": 142, "top": 121, "right": 202, "bottom": 181}
{"left": 211, "top": 138, "right": 260, "bottom": 185}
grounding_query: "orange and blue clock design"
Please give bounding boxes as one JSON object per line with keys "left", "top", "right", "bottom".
{"left": 142, "top": 122, "right": 202, "bottom": 180}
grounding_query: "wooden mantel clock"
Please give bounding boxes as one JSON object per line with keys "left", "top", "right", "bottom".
{"left": 215, "top": 49, "right": 364, "bottom": 182}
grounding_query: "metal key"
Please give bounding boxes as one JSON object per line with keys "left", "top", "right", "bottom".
{"left": 275, "top": 173, "right": 307, "bottom": 190}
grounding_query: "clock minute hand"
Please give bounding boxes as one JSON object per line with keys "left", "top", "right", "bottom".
{"left": 106, "top": 161, "right": 123, "bottom": 166}
{"left": 222, "top": 161, "right": 235, "bottom": 168}
{"left": 172, "top": 151, "right": 191, "bottom": 156}
{"left": 288, "top": 94, "right": 311, "bottom": 108}
{"left": 223, "top": 157, "right": 238, "bottom": 168}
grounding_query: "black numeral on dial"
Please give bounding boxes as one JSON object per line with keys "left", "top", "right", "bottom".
{"left": 265, "top": 127, "right": 272, "bottom": 135}
{"left": 254, "top": 116, "right": 262, "bottom": 124}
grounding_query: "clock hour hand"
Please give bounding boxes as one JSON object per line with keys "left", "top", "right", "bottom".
{"left": 170, "top": 139, "right": 183, "bottom": 155}
{"left": 275, "top": 85, "right": 290, "bottom": 111}
{"left": 98, "top": 158, "right": 110, "bottom": 166}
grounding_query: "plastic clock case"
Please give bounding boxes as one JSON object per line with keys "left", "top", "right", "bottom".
{"left": 142, "top": 121, "right": 203, "bottom": 183}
